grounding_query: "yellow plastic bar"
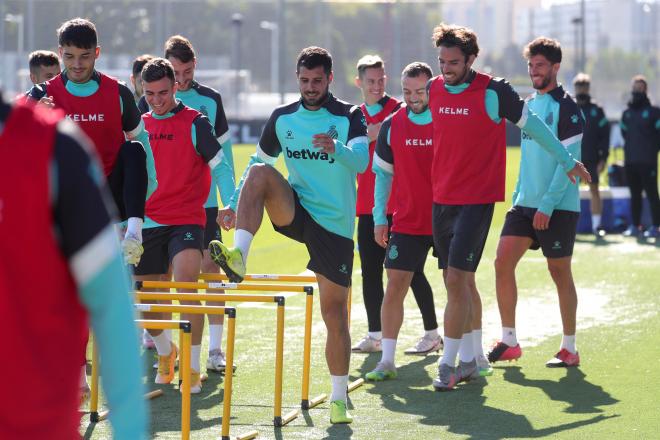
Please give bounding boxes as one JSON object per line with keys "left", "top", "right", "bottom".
{"left": 221, "top": 314, "right": 236, "bottom": 439}
{"left": 134, "top": 304, "right": 232, "bottom": 315}
{"left": 135, "top": 292, "right": 281, "bottom": 303}
{"left": 301, "top": 292, "right": 312, "bottom": 408}
{"left": 89, "top": 338, "right": 99, "bottom": 421}
{"left": 200, "top": 273, "right": 317, "bottom": 283}
{"left": 138, "top": 280, "right": 310, "bottom": 293}
{"left": 181, "top": 330, "right": 192, "bottom": 440}
{"left": 135, "top": 319, "right": 191, "bottom": 330}
{"left": 273, "top": 303, "right": 285, "bottom": 426}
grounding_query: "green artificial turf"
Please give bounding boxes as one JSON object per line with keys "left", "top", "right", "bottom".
{"left": 81, "top": 146, "right": 660, "bottom": 439}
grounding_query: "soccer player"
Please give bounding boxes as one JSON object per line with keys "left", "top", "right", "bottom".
{"left": 209, "top": 46, "right": 368, "bottom": 423}
{"left": 489, "top": 37, "right": 584, "bottom": 369}
{"left": 0, "top": 95, "right": 146, "bottom": 439}
{"left": 619, "top": 75, "right": 660, "bottom": 239}
{"left": 130, "top": 54, "right": 154, "bottom": 101}
{"left": 135, "top": 58, "right": 234, "bottom": 393}
{"left": 28, "top": 50, "right": 61, "bottom": 84}
{"left": 139, "top": 35, "right": 236, "bottom": 372}
{"left": 427, "top": 24, "right": 590, "bottom": 391}
{"left": 28, "top": 18, "right": 157, "bottom": 265}
{"left": 573, "top": 73, "right": 610, "bottom": 236}
{"left": 352, "top": 55, "right": 441, "bottom": 355}
{"left": 363, "top": 61, "right": 443, "bottom": 381}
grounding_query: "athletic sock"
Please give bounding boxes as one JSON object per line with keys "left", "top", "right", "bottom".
{"left": 561, "top": 334, "right": 577, "bottom": 354}
{"left": 425, "top": 328, "right": 439, "bottom": 339}
{"left": 191, "top": 345, "right": 201, "bottom": 373}
{"left": 234, "top": 229, "right": 253, "bottom": 264}
{"left": 381, "top": 338, "right": 397, "bottom": 366}
{"left": 125, "top": 217, "right": 143, "bottom": 242}
{"left": 502, "top": 327, "right": 518, "bottom": 346}
{"left": 368, "top": 331, "right": 382, "bottom": 340}
{"left": 458, "top": 332, "right": 474, "bottom": 363}
{"left": 152, "top": 331, "right": 172, "bottom": 356}
{"left": 592, "top": 214, "right": 601, "bottom": 231}
{"left": 440, "top": 336, "right": 460, "bottom": 367}
{"left": 209, "top": 324, "right": 224, "bottom": 353}
{"left": 80, "top": 364, "right": 88, "bottom": 387}
{"left": 330, "top": 375, "right": 348, "bottom": 402}
{"left": 472, "top": 329, "right": 485, "bottom": 358}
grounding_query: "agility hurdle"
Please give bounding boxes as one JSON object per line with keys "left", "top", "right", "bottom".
{"left": 137, "top": 280, "right": 333, "bottom": 411}
{"left": 135, "top": 291, "right": 297, "bottom": 428}
{"left": 89, "top": 320, "right": 192, "bottom": 439}
{"left": 134, "top": 304, "right": 237, "bottom": 440}
{"left": 199, "top": 273, "right": 354, "bottom": 325}
{"left": 198, "top": 274, "right": 364, "bottom": 397}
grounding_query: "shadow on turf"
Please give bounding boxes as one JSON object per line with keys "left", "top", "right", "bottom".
{"left": 365, "top": 359, "right": 616, "bottom": 440}
{"left": 502, "top": 366, "right": 619, "bottom": 414}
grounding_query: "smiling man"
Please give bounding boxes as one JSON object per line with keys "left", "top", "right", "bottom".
{"left": 135, "top": 58, "right": 234, "bottom": 394}
{"left": 208, "top": 46, "right": 368, "bottom": 424}
{"left": 427, "top": 24, "right": 591, "bottom": 391}
{"left": 490, "top": 37, "right": 584, "bottom": 370}
{"left": 138, "top": 35, "right": 236, "bottom": 373}
{"left": 28, "top": 18, "right": 157, "bottom": 266}
{"left": 351, "top": 55, "right": 440, "bottom": 357}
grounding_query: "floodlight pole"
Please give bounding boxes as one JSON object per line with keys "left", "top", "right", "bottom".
{"left": 260, "top": 21, "right": 280, "bottom": 100}
{"left": 231, "top": 13, "right": 243, "bottom": 117}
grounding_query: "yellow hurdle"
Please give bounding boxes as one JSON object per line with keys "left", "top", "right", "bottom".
{"left": 198, "top": 274, "right": 361, "bottom": 399}
{"left": 135, "top": 291, "right": 297, "bottom": 427}
{"left": 136, "top": 279, "right": 330, "bottom": 411}
{"left": 89, "top": 320, "right": 192, "bottom": 440}
{"left": 133, "top": 305, "right": 237, "bottom": 440}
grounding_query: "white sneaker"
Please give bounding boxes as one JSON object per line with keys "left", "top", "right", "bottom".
{"left": 206, "top": 349, "right": 227, "bottom": 372}
{"left": 122, "top": 234, "right": 143, "bottom": 266}
{"left": 351, "top": 335, "right": 382, "bottom": 353}
{"left": 404, "top": 334, "right": 443, "bottom": 355}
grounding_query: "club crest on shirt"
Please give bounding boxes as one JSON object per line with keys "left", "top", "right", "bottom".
{"left": 327, "top": 125, "right": 338, "bottom": 140}
{"left": 545, "top": 112, "right": 554, "bottom": 126}
{"left": 571, "top": 114, "right": 579, "bottom": 124}
{"left": 199, "top": 105, "right": 209, "bottom": 117}
{"left": 285, "top": 129, "right": 294, "bottom": 140}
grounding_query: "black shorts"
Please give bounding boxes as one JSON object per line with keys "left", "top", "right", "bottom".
{"left": 500, "top": 205, "right": 579, "bottom": 259}
{"left": 583, "top": 161, "right": 600, "bottom": 185}
{"left": 384, "top": 233, "right": 435, "bottom": 272}
{"left": 273, "top": 191, "right": 354, "bottom": 287}
{"left": 432, "top": 203, "right": 494, "bottom": 272}
{"left": 135, "top": 225, "right": 204, "bottom": 275}
{"left": 203, "top": 207, "right": 223, "bottom": 248}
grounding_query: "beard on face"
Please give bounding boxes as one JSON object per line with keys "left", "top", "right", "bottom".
{"left": 532, "top": 73, "right": 552, "bottom": 91}
{"left": 301, "top": 85, "right": 329, "bottom": 107}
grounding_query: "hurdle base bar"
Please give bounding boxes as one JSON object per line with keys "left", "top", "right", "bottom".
{"left": 274, "top": 408, "right": 300, "bottom": 427}
{"left": 233, "top": 430, "right": 260, "bottom": 440}
{"left": 91, "top": 389, "right": 163, "bottom": 423}
{"left": 348, "top": 378, "right": 364, "bottom": 393}
{"left": 301, "top": 393, "right": 327, "bottom": 410}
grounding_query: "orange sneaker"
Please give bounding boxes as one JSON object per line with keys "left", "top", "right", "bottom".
{"left": 155, "top": 342, "right": 178, "bottom": 384}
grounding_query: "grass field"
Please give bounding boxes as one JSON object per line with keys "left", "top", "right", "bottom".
{"left": 82, "top": 146, "right": 660, "bottom": 440}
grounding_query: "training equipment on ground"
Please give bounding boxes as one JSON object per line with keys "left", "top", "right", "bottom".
{"left": 89, "top": 320, "right": 192, "bottom": 439}
{"left": 198, "top": 273, "right": 362, "bottom": 395}
{"left": 134, "top": 290, "right": 292, "bottom": 428}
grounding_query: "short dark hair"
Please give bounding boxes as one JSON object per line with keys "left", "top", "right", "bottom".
{"left": 296, "top": 46, "right": 332, "bottom": 75}
{"left": 523, "top": 37, "right": 562, "bottom": 64}
{"left": 632, "top": 74, "right": 648, "bottom": 91}
{"left": 141, "top": 58, "right": 175, "bottom": 84}
{"left": 356, "top": 54, "right": 384, "bottom": 78}
{"left": 57, "top": 18, "right": 97, "bottom": 49}
{"left": 402, "top": 62, "right": 433, "bottom": 80}
{"left": 164, "top": 35, "right": 195, "bottom": 63}
{"left": 573, "top": 72, "right": 590, "bottom": 87}
{"left": 28, "top": 50, "right": 59, "bottom": 74}
{"left": 132, "top": 54, "right": 155, "bottom": 77}
{"left": 432, "top": 23, "right": 479, "bottom": 60}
